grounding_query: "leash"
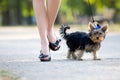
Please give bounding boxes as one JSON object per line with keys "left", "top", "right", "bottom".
{"left": 88, "top": 0, "right": 95, "bottom": 22}
{"left": 87, "top": 0, "right": 102, "bottom": 30}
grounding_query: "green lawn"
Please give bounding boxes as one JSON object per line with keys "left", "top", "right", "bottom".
{"left": 0, "top": 70, "right": 20, "bottom": 80}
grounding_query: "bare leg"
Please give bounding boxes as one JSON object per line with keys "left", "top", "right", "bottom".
{"left": 47, "top": 0, "right": 61, "bottom": 43}
{"left": 33, "top": 0, "right": 49, "bottom": 55}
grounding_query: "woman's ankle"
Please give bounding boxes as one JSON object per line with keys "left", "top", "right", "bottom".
{"left": 47, "top": 30, "right": 57, "bottom": 43}
{"left": 41, "top": 50, "right": 49, "bottom": 55}
{"left": 41, "top": 46, "right": 50, "bottom": 55}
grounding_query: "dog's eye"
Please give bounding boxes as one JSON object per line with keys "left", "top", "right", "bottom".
{"left": 93, "top": 32, "right": 96, "bottom": 35}
{"left": 99, "top": 32, "right": 102, "bottom": 35}
{"left": 94, "top": 32, "right": 98, "bottom": 35}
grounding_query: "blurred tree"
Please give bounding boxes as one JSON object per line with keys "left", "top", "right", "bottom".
{"left": 21, "top": 0, "right": 33, "bottom": 25}
{"left": 0, "top": 0, "right": 120, "bottom": 25}
{"left": 0, "top": 0, "right": 9, "bottom": 25}
{"left": 59, "top": 0, "right": 74, "bottom": 24}
{"left": 0, "top": 0, "right": 33, "bottom": 26}
{"left": 60, "top": 0, "right": 120, "bottom": 23}
{"left": 59, "top": 0, "right": 97, "bottom": 23}
{"left": 103, "top": 0, "right": 120, "bottom": 22}
{"left": 66, "top": 0, "right": 96, "bottom": 16}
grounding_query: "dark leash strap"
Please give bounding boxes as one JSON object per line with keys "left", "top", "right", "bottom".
{"left": 88, "top": 0, "right": 102, "bottom": 29}
{"left": 88, "top": 0, "right": 95, "bottom": 22}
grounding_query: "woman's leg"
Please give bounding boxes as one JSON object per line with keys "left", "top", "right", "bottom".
{"left": 47, "top": 0, "right": 61, "bottom": 43}
{"left": 33, "top": 0, "right": 49, "bottom": 55}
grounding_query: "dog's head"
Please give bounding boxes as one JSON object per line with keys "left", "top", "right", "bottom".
{"left": 88, "top": 22, "right": 108, "bottom": 43}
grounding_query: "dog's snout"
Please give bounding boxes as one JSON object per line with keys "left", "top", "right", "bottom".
{"left": 96, "top": 37, "right": 99, "bottom": 39}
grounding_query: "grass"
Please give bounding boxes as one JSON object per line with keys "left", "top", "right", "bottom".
{"left": 0, "top": 70, "right": 20, "bottom": 80}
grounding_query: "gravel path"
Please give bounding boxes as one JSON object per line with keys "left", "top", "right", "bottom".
{"left": 0, "top": 27, "right": 120, "bottom": 80}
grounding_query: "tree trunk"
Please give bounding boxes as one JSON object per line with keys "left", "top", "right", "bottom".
{"left": 16, "top": 0, "right": 22, "bottom": 25}
{"left": 2, "top": 11, "right": 10, "bottom": 26}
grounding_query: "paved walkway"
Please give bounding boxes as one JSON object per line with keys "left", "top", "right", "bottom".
{"left": 0, "top": 27, "right": 120, "bottom": 80}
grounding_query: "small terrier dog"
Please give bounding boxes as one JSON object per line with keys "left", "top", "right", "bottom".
{"left": 60, "top": 22, "right": 108, "bottom": 60}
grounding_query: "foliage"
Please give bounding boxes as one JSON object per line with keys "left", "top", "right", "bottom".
{"left": 104, "top": 0, "right": 120, "bottom": 12}
{"left": 0, "top": 70, "right": 20, "bottom": 80}
{"left": 0, "top": 0, "right": 120, "bottom": 25}
{"left": 60, "top": 0, "right": 74, "bottom": 22}
{"left": 0, "top": 0, "right": 8, "bottom": 12}
{"left": 60, "top": 0, "right": 120, "bottom": 23}
{"left": 21, "top": 0, "right": 33, "bottom": 17}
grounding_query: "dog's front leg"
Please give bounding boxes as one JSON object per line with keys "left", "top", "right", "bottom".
{"left": 67, "top": 50, "right": 71, "bottom": 59}
{"left": 71, "top": 51, "right": 77, "bottom": 60}
{"left": 67, "top": 50, "right": 77, "bottom": 59}
{"left": 77, "top": 50, "right": 84, "bottom": 61}
{"left": 93, "top": 50, "right": 101, "bottom": 60}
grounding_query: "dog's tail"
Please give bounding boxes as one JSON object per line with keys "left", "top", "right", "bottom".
{"left": 60, "top": 24, "right": 70, "bottom": 40}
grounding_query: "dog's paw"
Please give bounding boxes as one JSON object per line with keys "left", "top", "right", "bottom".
{"left": 67, "top": 56, "right": 71, "bottom": 59}
{"left": 93, "top": 58, "right": 101, "bottom": 60}
{"left": 72, "top": 56, "right": 77, "bottom": 60}
{"left": 77, "top": 58, "right": 83, "bottom": 61}
{"left": 67, "top": 54, "right": 71, "bottom": 59}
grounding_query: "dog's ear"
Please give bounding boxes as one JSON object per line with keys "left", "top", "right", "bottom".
{"left": 102, "top": 24, "right": 108, "bottom": 33}
{"left": 88, "top": 22, "right": 94, "bottom": 30}
{"left": 61, "top": 24, "right": 64, "bottom": 27}
{"left": 61, "top": 24, "right": 65, "bottom": 28}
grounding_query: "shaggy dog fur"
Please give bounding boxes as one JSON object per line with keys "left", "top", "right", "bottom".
{"left": 60, "top": 22, "right": 108, "bottom": 60}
